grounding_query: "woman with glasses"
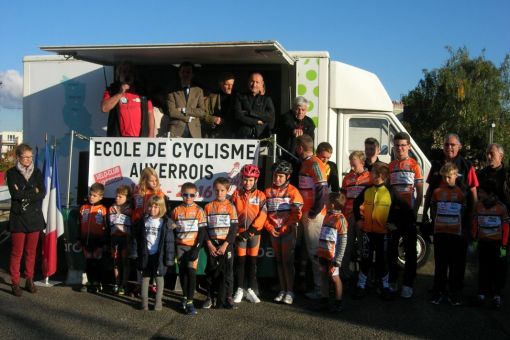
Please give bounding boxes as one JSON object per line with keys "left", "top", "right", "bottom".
{"left": 6, "top": 143, "right": 46, "bottom": 297}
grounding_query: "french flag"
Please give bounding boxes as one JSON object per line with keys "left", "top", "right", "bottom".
{"left": 41, "top": 147, "right": 64, "bottom": 279}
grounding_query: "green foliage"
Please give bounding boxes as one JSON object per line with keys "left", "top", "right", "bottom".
{"left": 0, "top": 149, "right": 16, "bottom": 173}
{"left": 403, "top": 47, "right": 510, "bottom": 162}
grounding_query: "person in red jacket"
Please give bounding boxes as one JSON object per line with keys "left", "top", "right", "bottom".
{"left": 79, "top": 182, "right": 107, "bottom": 293}
{"left": 231, "top": 164, "right": 267, "bottom": 304}
{"left": 264, "top": 160, "right": 303, "bottom": 305}
{"left": 471, "top": 179, "right": 510, "bottom": 308}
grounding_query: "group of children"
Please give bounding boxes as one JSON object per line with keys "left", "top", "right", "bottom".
{"left": 78, "top": 137, "right": 510, "bottom": 314}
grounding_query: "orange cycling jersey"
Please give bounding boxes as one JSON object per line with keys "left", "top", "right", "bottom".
{"left": 317, "top": 210, "right": 348, "bottom": 261}
{"left": 171, "top": 203, "right": 207, "bottom": 246}
{"left": 472, "top": 200, "right": 510, "bottom": 244}
{"left": 299, "top": 155, "right": 328, "bottom": 215}
{"left": 132, "top": 187, "right": 165, "bottom": 223}
{"left": 204, "top": 199, "right": 238, "bottom": 242}
{"left": 231, "top": 188, "right": 267, "bottom": 233}
{"left": 80, "top": 203, "right": 107, "bottom": 244}
{"left": 342, "top": 170, "right": 371, "bottom": 217}
{"left": 431, "top": 185, "right": 465, "bottom": 235}
{"left": 264, "top": 183, "right": 303, "bottom": 234}
{"left": 389, "top": 157, "right": 423, "bottom": 207}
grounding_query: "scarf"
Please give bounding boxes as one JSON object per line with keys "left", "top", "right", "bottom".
{"left": 16, "top": 161, "right": 34, "bottom": 182}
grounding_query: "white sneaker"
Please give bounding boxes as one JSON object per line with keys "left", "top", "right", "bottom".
{"left": 233, "top": 288, "right": 244, "bottom": 303}
{"left": 400, "top": 285, "right": 413, "bottom": 298}
{"left": 389, "top": 283, "right": 398, "bottom": 293}
{"left": 283, "top": 292, "right": 294, "bottom": 305}
{"left": 274, "top": 291, "right": 286, "bottom": 303}
{"left": 245, "top": 288, "right": 261, "bottom": 303}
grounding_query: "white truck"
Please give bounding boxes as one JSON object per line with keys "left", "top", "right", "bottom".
{"left": 23, "top": 41, "right": 431, "bottom": 279}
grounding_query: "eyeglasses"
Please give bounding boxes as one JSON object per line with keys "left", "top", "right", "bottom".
{"left": 182, "top": 193, "right": 196, "bottom": 198}
{"left": 20, "top": 155, "right": 33, "bottom": 159}
{"left": 444, "top": 143, "right": 459, "bottom": 147}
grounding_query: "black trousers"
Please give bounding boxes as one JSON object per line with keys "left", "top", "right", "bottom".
{"left": 388, "top": 225, "right": 417, "bottom": 287}
{"left": 433, "top": 233, "right": 466, "bottom": 294}
{"left": 360, "top": 232, "right": 389, "bottom": 280}
{"left": 205, "top": 244, "right": 234, "bottom": 304}
{"left": 478, "top": 240, "right": 507, "bottom": 296}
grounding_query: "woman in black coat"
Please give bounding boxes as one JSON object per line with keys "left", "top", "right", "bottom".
{"left": 6, "top": 143, "right": 46, "bottom": 296}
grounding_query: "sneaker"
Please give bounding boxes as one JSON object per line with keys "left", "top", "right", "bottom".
{"left": 400, "top": 286, "right": 413, "bottom": 299}
{"left": 493, "top": 295, "right": 502, "bottom": 309}
{"left": 430, "top": 292, "right": 442, "bottom": 305}
{"left": 185, "top": 302, "right": 198, "bottom": 315}
{"left": 353, "top": 286, "right": 366, "bottom": 299}
{"left": 118, "top": 287, "right": 125, "bottom": 296}
{"left": 380, "top": 287, "right": 393, "bottom": 301}
{"left": 245, "top": 288, "right": 261, "bottom": 303}
{"left": 93, "top": 282, "right": 103, "bottom": 293}
{"left": 233, "top": 288, "right": 244, "bottom": 303}
{"left": 389, "top": 282, "right": 398, "bottom": 293}
{"left": 329, "top": 300, "right": 343, "bottom": 313}
{"left": 112, "top": 284, "right": 119, "bottom": 295}
{"left": 223, "top": 297, "right": 238, "bottom": 310}
{"left": 202, "top": 297, "right": 213, "bottom": 309}
{"left": 181, "top": 297, "right": 187, "bottom": 311}
{"left": 305, "top": 290, "right": 322, "bottom": 300}
{"left": 274, "top": 291, "right": 286, "bottom": 303}
{"left": 449, "top": 293, "right": 461, "bottom": 306}
{"left": 25, "top": 279, "right": 37, "bottom": 294}
{"left": 283, "top": 292, "right": 294, "bottom": 305}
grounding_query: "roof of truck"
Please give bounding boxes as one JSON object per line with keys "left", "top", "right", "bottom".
{"left": 40, "top": 40, "right": 296, "bottom": 65}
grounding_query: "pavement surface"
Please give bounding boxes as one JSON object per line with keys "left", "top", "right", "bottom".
{"left": 1, "top": 246, "right": 510, "bottom": 339}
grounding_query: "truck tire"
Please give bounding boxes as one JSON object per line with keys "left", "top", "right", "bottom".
{"left": 397, "top": 232, "right": 430, "bottom": 269}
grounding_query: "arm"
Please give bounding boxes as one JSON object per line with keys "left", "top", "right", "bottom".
{"left": 414, "top": 182, "right": 424, "bottom": 219}
{"left": 148, "top": 106, "right": 155, "bottom": 138}
{"left": 333, "top": 234, "right": 348, "bottom": 266}
{"left": 167, "top": 92, "right": 188, "bottom": 121}
{"left": 308, "top": 183, "right": 328, "bottom": 218}
{"left": 164, "top": 222, "right": 176, "bottom": 266}
{"left": 234, "top": 96, "right": 260, "bottom": 126}
{"left": 101, "top": 84, "right": 129, "bottom": 112}
{"left": 187, "top": 88, "right": 205, "bottom": 118}
{"left": 353, "top": 187, "right": 367, "bottom": 222}
{"left": 6, "top": 168, "right": 40, "bottom": 201}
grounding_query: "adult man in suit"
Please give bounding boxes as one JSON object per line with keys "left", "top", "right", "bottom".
{"left": 167, "top": 62, "right": 205, "bottom": 138}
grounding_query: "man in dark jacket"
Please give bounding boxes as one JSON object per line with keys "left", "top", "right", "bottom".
{"left": 477, "top": 143, "right": 510, "bottom": 209}
{"left": 278, "top": 96, "right": 315, "bottom": 157}
{"left": 234, "top": 72, "right": 275, "bottom": 139}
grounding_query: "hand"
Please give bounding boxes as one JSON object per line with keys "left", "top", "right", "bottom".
{"left": 500, "top": 246, "right": 507, "bottom": 258}
{"left": 35, "top": 187, "right": 39, "bottom": 193}
{"left": 270, "top": 229, "right": 280, "bottom": 237}
{"left": 217, "top": 243, "right": 228, "bottom": 256}
{"left": 257, "top": 120, "right": 264, "bottom": 126}
{"left": 293, "top": 129, "right": 303, "bottom": 137}
{"left": 207, "top": 243, "right": 218, "bottom": 257}
{"left": 120, "top": 83, "right": 130, "bottom": 93}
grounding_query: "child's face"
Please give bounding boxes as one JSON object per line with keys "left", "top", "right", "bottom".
{"left": 243, "top": 177, "right": 256, "bottom": 191}
{"left": 88, "top": 191, "right": 103, "bottom": 204}
{"left": 115, "top": 193, "right": 127, "bottom": 206}
{"left": 443, "top": 172, "right": 458, "bottom": 187}
{"left": 273, "top": 173, "right": 288, "bottom": 187}
{"left": 349, "top": 157, "right": 363, "bottom": 170}
{"left": 147, "top": 175, "right": 158, "bottom": 190}
{"left": 147, "top": 203, "right": 160, "bottom": 217}
{"left": 214, "top": 183, "right": 228, "bottom": 201}
{"left": 370, "top": 171, "right": 385, "bottom": 185}
{"left": 182, "top": 188, "right": 197, "bottom": 205}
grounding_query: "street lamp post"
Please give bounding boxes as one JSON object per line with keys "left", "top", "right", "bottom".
{"left": 489, "top": 122, "right": 496, "bottom": 144}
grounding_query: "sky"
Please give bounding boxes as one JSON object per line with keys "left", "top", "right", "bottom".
{"left": 0, "top": 0, "right": 509, "bottom": 131}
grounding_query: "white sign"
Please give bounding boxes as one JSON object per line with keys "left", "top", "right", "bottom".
{"left": 88, "top": 137, "right": 260, "bottom": 201}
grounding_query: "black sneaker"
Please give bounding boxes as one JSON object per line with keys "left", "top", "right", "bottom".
{"left": 223, "top": 297, "right": 238, "bottom": 310}
{"left": 430, "top": 292, "right": 442, "bottom": 305}
{"left": 181, "top": 297, "right": 187, "bottom": 311}
{"left": 329, "top": 300, "right": 343, "bottom": 313}
{"left": 353, "top": 287, "right": 366, "bottom": 299}
{"left": 449, "top": 293, "right": 461, "bottom": 306}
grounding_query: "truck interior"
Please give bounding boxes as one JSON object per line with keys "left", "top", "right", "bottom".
{"left": 41, "top": 41, "right": 298, "bottom": 117}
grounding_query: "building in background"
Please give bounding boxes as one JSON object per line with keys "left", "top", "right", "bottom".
{"left": 0, "top": 131, "right": 23, "bottom": 155}
{"left": 393, "top": 100, "right": 404, "bottom": 120}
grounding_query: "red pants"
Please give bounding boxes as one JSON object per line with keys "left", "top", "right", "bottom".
{"left": 10, "top": 231, "right": 40, "bottom": 285}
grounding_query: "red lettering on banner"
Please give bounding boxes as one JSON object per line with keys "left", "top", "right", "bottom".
{"left": 94, "top": 166, "right": 123, "bottom": 186}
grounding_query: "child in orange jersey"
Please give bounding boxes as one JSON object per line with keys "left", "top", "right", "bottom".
{"left": 472, "top": 179, "right": 510, "bottom": 308}
{"left": 231, "top": 164, "right": 267, "bottom": 304}
{"left": 108, "top": 185, "right": 132, "bottom": 295}
{"left": 264, "top": 160, "right": 303, "bottom": 305}
{"left": 171, "top": 182, "right": 207, "bottom": 315}
{"left": 203, "top": 177, "right": 239, "bottom": 309}
{"left": 430, "top": 163, "right": 466, "bottom": 305}
{"left": 78, "top": 183, "right": 107, "bottom": 293}
{"left": 317, "top": 192, "right": 348, "bottom": 312}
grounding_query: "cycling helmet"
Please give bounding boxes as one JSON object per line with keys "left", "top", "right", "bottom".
{"left": 272, "top": 160, "right": 293, "bottom": 175}
{"left": 241, "top": 164, "right": 260, "bottom": 178}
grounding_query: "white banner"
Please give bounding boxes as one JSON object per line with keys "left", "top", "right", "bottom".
{"left": 88, "top": 137, "right": 260, "bottom": 201}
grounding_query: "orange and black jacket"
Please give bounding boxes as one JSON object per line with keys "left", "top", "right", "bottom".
{"left": 353, "top": 183, "right": 413, "bottom": 234}
{"left": 204, "top": 199, "right": 239, "bottom": 245}
{"left": 264, "top": 183, "right": 303, "bottom": 234}
{"left": 79, "top": 203, "right": 108, "bottom": 248}
{"left": 472, "top": 199, "right": 510, "bottom": 245}
{"left": 231, "top": 188, "right": 267, "bottom": 234}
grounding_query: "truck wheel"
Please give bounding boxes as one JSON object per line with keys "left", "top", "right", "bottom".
{"left": 397, "top": 233, "right": 430, "bottom": 269}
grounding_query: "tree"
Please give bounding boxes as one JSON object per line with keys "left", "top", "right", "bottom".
{"left": 403, "top": 47, "right": 510, "bottom": 163}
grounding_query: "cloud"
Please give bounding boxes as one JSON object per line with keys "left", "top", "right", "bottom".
{"left": 0, "top": 69, "right": 23, "bottom": 109}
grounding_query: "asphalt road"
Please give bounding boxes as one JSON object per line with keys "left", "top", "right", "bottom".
{"left": 1, "top": 249, "right": 510, "bottom": 340}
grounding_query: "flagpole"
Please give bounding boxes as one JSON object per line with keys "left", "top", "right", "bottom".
{"left": 66, "top": 130, "right": 74, "bottom": 210}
